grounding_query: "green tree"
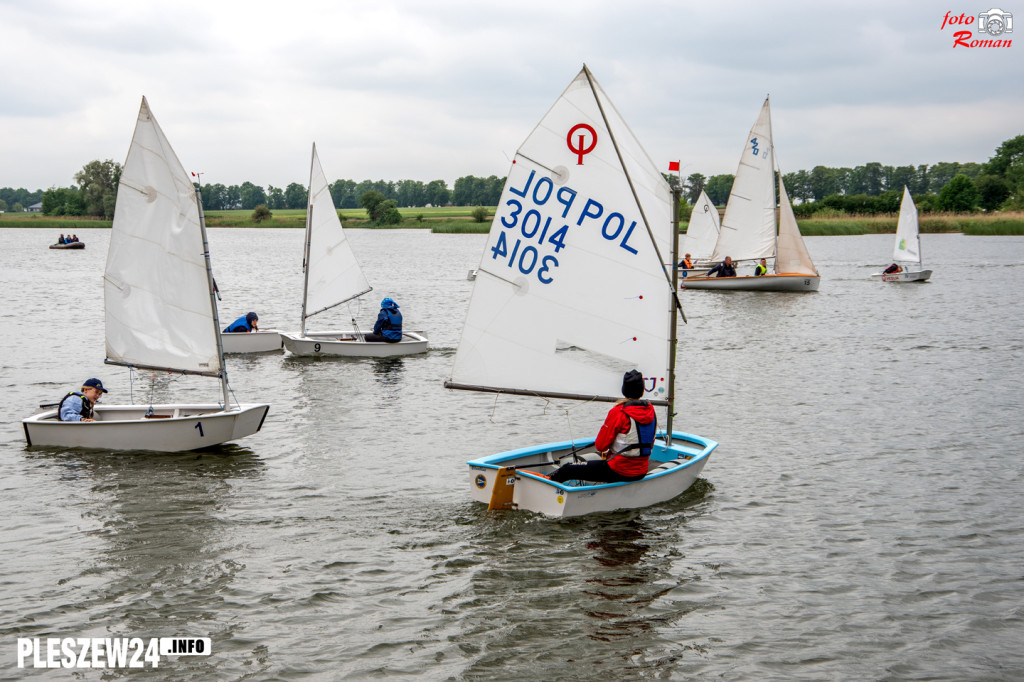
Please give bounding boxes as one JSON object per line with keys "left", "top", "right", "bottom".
{"left": 0, "top": 199, "right": 6, "bottom": 212}
{"left": 238, "top": 182, "right": 267, "bottom": 209}
{"left": 331, "top": 179, "right": 358, "bottom": 209}
{"left": 471, "top": 206, "right": 488, "bottom": 222}
{"left": 936, "top": 174, "right": 979, "bottom": 212}
{"left": 266, "top": 186, "right": 285, "bottom": 210}
{"left": 251, "top": 204, "right": 272, "bottom": 223}
{"left": 41, "top": 186, "right": 85, "bottom": 215}
{"left": 809, "top": 165, "right": 839, "bottom": 200}
{"left": 684, "top": 173, "right": 706, "bottom": 205}
{"left": 74, "top": 159, "right": 121, "bottom": 218}
{"left": 424, "top": 179, "right": 450, "bottom": 207}
{"left": 704, "top": 174, "right": 734, "bottom": 206}
{"left": 974, "top": 174, "right": 1011, "bottom": 210}
{"left": 284, "top": 182, "right": 307, "bottom": 210}
{"left": 981, "top": 135, "right": 1024, "bottom": 177}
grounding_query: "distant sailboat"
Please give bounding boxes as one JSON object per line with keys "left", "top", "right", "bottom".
{"left": 872, "top": 186, "right": 932, "bottom": 282}
{"left": 280, "top": 144, "right": 428, "bottom": 356}
{"left": 446, "top": 66, "right": 717, "bottom": 517}
{"left": 682, "top": 97, "right": 819, "bottom": 292}
{"left": 680, "top": 189, "right": 719, "bottom": 277}
{"left": 23, "top": 97, "right": 270, "bottom": 452}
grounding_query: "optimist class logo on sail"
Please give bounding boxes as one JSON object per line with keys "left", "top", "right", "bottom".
{"left": 489, "top": 125, "right": 645, "bottom": 285}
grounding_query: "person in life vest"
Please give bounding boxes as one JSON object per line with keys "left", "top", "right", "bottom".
{"left": 365, "top": 297, "right": 403, "bottom": 343}
{"left": 58, "top": 234, "right": 66, "bottom": 245}
{"left": 754, "top": 258, "right": 768, "bottom": 277}
{"left": 883, "top": 263, "right": 903, "bottom": 274}
{"left": 549, "top": 370, "right": 657, "bottom": 484}
{"left": 678, "top": 253, "right": 694, "bottom": 279}
{"left": 58, "top": 378, "right": 107, "bottom": 422}
{"left": 224, "top": 312, "right": 259, "bottom": 333}
{"left": 706, "top": 256, "right": 737, "bottom": 278}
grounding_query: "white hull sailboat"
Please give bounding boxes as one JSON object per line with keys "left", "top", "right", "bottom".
{"left": 446, "top": 66, "right": 718, "bottom": 517}
{"left": 221, "top": 330, "right": 284, "bottom": 353}
{"left": 23, "top": 98, "right": 269, "bottom": 452}
{"left": 682, "top": 97, "right": 820, "bottom": 292}
{"left": 280, "top": 144, "right": 428, "bottom": 357}
{"left": 872, "top": 186, "right": 932, "bottom": 283}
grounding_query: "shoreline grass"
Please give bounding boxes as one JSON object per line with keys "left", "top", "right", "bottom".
{"left": 5, "top": 209, "right": 1023, "bottom": 235}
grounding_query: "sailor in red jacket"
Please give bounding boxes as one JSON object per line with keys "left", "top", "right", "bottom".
{"left": 549, "top": 370, "right": 657, "bottom": 484}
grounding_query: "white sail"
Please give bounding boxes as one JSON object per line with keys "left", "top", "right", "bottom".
{"left": 682, "top": 189, "right": 721, "bottom": 260}
{"left": 893, "top": 186, "right": 921, "bottom": 265}
{"left": 304, "top": 144, "right": 371, "bottom": 319}
{"left": 775, "top": 175, "right": 818, "bottom": 276}
{"left": 104, "top": 97, "right": 221, "bottom": 375}
{"left": 713, "top": 96, "right": 776, "bottom": 262}
{"left": 449, "top": 67, "right": 673, "bottom": 403}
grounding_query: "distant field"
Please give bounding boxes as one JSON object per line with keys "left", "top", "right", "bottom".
{"left": 5, "top": 208, "right": 1022, "bottom": 235}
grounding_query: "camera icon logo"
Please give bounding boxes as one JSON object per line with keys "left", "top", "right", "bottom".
{"left": 978, "top": 8, "right": 1013, "bottom": 36}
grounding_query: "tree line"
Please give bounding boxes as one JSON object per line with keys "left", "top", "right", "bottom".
{"left": 2, "top": 168, "right": 507, "bottom": 218}
{"left": 672, "top": 134, "right": 1023, "bottom": 215}
{"left": 7, "top": 134, "right": 1020, "bottom": 218}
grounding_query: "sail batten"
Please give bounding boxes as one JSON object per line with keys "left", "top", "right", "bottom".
{"left": 104, "top": 97, "right": 222, "bottom": 375}
{"left": 448, "top": 68, "right": 674, "bottom": 404}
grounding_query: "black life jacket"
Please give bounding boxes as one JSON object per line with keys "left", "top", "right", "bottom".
{"left": 57, "top": 391, "right": 93, "bottom": 421}
{"left": 616, "top": 400, "right": 657, "bottom": 458}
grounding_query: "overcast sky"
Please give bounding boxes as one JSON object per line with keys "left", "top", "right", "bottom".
{"left": 2, "top": 0, "right": 1021, "bottom": 191}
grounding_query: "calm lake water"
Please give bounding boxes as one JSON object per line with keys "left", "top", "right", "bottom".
{"left": 1, "top": 227, "right": 1022, "bottom": 680}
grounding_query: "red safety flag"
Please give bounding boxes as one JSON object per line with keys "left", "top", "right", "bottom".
{"left": 668, "top": 161, "right": 680, "bottom": 172}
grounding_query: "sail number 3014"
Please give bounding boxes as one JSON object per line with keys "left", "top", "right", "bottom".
{"left": 491, "top": 199, "right": 565, "bottom": 284}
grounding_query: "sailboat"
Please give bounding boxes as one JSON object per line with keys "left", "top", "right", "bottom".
{"left": 23, "top": 97, "right": 270, "bottom": 452}
{"left": 872, "top": 186, "right": 932, "bottom": 282}
{"left": 280, "top": 145, "right": 429, "bottom": 357}
{"left": 682, "top": 97, "right": 820, "bottom": 292}
{"left": 445, "top": 66, "right": 718, "bottom": 517}
{"left": 221, "top": 327, "right": 283, "bottom": 353}
{"left": 680, "top": 189, "right": 720, "bottom": 277}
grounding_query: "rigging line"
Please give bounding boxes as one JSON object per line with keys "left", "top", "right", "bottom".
{"left": 581, "top": 65, "right": 688, "bottom": 324}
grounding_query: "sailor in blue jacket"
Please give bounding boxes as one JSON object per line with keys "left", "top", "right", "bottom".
{"left": 224, "top": 312, "right": 259, "bottom": 333}
{"left": 365, "top": 298, "right": 403, "bottom": 343}
{"left": 58, "top": 378, "right": 107, "bottom": 422}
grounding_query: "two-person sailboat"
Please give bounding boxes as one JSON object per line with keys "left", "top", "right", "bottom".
{"left": 280, "top": 145, "right": 428, "bottom": 357}
{"left": 872, "top": 186, "right": 932, "bottom": 282}
{"left": 445, "top": 66, "right": 717, "bottom": 517}
{"left": 682, "top": 97, "right": 819, "bottom": 292}
{"left": 23, "top": 98, "right": 270, "bottom": 452}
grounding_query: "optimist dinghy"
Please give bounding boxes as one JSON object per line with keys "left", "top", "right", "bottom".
{"left": 280, "top": 145, "right": 428, "bottom": 357}
{"left": 871, "top": 186, "right": 932, "bottom": 283}
{"left": 446, "top": 66, "right": 717, "bottom": 517}
{"left": 23, "top": 97, "right": 269, "bottom": 452}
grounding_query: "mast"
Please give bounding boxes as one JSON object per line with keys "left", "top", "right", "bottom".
{"left": 767, "top": 97, "right": 780, "bottom": 273}
{"left": 196, "top": 187, "right": 232, "bottom": 409}
{"left": 667, "top": 188, "right": 681, "bottom": 445}
{"left": 299, "top": 144, "right": 316, "bottom": 337}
